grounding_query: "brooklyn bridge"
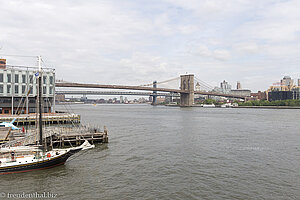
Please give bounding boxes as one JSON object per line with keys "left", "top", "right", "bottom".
{"left": 56, "top": 74, "right": 247, "bottom": 107}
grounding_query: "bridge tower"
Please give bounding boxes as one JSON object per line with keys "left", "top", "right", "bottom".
{"left": 180, "top": 74, "right": 194, "bottom": 107}
{"left": 152, "top": 81, "right": 157, "bottom": 105}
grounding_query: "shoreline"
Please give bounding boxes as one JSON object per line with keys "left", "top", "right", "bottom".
{"left": 166, "top": 104, "right": 300, "bottom": 109}
{"left": 233, "top": 106, "right": 300, "bottom": 109}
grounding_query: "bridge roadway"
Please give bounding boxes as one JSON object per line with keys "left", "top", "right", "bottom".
{"left": 55, "top": 82, "right": 246, "bottom": 99}
{"left": 56, "top": 90, "right": 179, "bottom": 97}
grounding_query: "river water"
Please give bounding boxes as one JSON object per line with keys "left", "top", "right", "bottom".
{"left": 1, "top": 104, "right": 299, "bottom": 200}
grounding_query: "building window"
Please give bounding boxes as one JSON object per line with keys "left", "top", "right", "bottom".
{"left": 43, "top": 86, "right": 46, "bottom": 94}
{"left": 22, "top": 74, "right": 26, "bottom": 83}
{"left": 3, "top": 98, "right": 11, "bottom": 103}
{"left": 29, "top": 85, "right": 33, "bottom": 94}
{"left": 4, "top": 109, "right": 9, "bottom": 114}
{"left": 43, "top": 76, "right": 47, "bottom": 84}
{"left": 22, "top": 85, "right": 26, "bottom": 94}
{"left": 29, "top": 75, "right": 33, "bottom": 84}
{"left": 29, "top": 108, "right": 36, "bottom": 113}
{"left": 7, "top": 85, "right": 11, "bottom": 94}
{"left": 7, "top": 74, "right": 11, "bottom": 82}
{"left": 49, "top": 76, "right": 53, "bottom": 84}
{"left": 49, "top": 86, "right": 53, "bottom": 94}
{"left": 15, "top": 74, "right": 19, "bottom": 83}
{"left": 15, "top": 85, "right": 19, "bottom": 94}
{"left": 0, "top": 85, "right": 3, "bottom": 93}
{"left": 0, "top": 74, "right": 3, "bottom": 82}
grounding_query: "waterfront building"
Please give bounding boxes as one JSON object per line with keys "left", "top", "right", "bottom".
{"left": 268, "top": 91, "right": 293, "bottom": 101}
{"left": 249, "top": 91, "right": 267, "bottom": 100}
{"left": 267, "top": 76, "right": 300, "bottom": 101}
{"left": 0, "top": 61, "right": 55, "bottom": 114}
{"left": 156, "top": 97, "right": 165, "bottom": 103}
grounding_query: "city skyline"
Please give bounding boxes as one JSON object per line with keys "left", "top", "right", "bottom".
{"left": 1, "top": 0, "right": 300, "bottom": 92}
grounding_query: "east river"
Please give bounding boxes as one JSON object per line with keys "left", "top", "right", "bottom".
{"left": 1, "top": 104, "right": 299, "bottom": 200}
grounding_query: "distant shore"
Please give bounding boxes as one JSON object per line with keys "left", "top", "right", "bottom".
{"left": 165, "top": 104, "right": 300, "bottom": 109}
{"left": 233, "top": 106, "right": 300, "bottom": 109}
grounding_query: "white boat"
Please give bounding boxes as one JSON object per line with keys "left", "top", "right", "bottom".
{"left": 203, "top": 104, "right": 215, "bottom": 108}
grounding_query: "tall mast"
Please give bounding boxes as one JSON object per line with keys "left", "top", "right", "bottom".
{"left": 38, "top": 56, "right": 43, "bottom": 148}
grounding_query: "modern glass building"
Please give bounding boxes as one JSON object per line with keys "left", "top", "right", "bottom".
{"left": 0, "top": 64, "right": 55, "bottom": 114}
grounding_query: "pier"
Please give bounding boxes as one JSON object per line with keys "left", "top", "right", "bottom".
{"left": 0, "top": 113, "right": 81, "bottom": 125}
{"left": 0, "top": 126, "right": 108, "bottom": 147}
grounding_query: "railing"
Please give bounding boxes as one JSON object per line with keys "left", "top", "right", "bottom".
{"left": 0, "top": 125, "right": 105, "bottom": 148}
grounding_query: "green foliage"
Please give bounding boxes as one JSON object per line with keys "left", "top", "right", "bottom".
{"left": 238, "top": 99, "right": 300, "bottom": 106}
{"left": 203, "top": 99, "right": 217, "bottom": 105}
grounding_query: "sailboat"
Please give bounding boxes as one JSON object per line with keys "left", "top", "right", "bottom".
{"left": 0, "top": 56, "right": 94, "bottom": 175}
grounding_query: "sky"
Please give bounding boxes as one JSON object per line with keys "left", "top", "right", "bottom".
{"left": 1, "top": 0, "right": 300, "bottom": 92}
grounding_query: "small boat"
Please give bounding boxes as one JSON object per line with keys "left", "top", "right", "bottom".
{"left": 203, "top": 104, "right": 215, "bottom": 108}
{"left": 0, "top": 56, "right": 94, "bottom": 175}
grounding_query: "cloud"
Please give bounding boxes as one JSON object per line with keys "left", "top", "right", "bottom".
{"left": 188, "top": 45, "right": 231, "bottom": 61}
{"left": 233, "top": 42, "right": 259, "bottom": 54}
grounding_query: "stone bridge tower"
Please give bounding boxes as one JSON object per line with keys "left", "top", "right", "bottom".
{"left": 180, "top": 74, "right": 194, "bottom": 107}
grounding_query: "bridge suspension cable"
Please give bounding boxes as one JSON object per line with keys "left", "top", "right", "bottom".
{"left": 139, "top": 77, "right": 180, "bottom": 87}
{"left": 194, "top": 76, "right": 215, "bottom": 91}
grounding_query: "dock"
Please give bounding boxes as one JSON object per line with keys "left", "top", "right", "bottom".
{"left": 0, "top": 113, "right": 81, "bottom": 125}
{"left": 0, "top": 126, "right": 108, "bottom": 147}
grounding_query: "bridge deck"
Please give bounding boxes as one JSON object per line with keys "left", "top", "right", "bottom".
{"left": 56, "top": 82, "right": 247, "bottom": 99}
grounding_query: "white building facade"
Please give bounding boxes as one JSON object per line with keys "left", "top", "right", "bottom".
{"left": 0, "top": 65, "right": 55, "bottom": 114}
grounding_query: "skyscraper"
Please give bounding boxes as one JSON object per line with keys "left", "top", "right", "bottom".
{"left": 236, "top": 81, "right": 241, "bottom": 89}
{"left": 281, "top": 76, "right": 293, "bottom": 86}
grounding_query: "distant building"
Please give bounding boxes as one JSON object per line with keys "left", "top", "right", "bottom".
{"left": 213, "top": 80, "right": 231, "bottom": 94}
{"left": 230, "top": 89, "right": 251, "bottom": 97}
{"left": 281, "top": 76, "right": 293, "bottom": 87}
{"left": 195, "top": 82, "right": 200, "bottom": 91}
{"left": 0, "top": 59, "right": 6, "bottom": 69}
{"left": 55, "top": 94, "right": 65, "bottom": 102}
{"left": 212, "top": 80, "right": 250, "bottom": 97}
{"left": 124, "top": 97, "right": 128, "bottom": 104}
{"left": 236, "top": 81, "right": 241, "bottom": 89}
{"left": 268, "top": 91, "right": 293, "bottom": 101}
{"left": 0, "top": 64, "right": 55, "bottom": 114}
{"left": 292, "top": 88, "right": 300, "bottom": 99}
{"left": 156, "top": 97, "right": 165, "bottom": 103}
{"left": 267, "top": 76, "right": 300, "bottom": 100}
{"left": 220, "top": 80, "right": 231, "bottom": 91}
{"left": 250, "top": 91, "right": 267, "bottom": 100}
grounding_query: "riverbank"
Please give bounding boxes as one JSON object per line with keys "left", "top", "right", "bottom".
{"left": 166, "top": 104, "right": 300, "bottom": 109}
{"left": 234, "top": 106, "right": 300, "bottom": 109}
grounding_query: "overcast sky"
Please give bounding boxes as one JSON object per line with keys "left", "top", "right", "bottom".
{"left": 1, "top": 0, "right": 300, "bottom": 92}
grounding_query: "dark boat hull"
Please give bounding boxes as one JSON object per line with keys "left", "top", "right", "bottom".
{"left": 0, "top": 148, "right": 81, "bottom": 175}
